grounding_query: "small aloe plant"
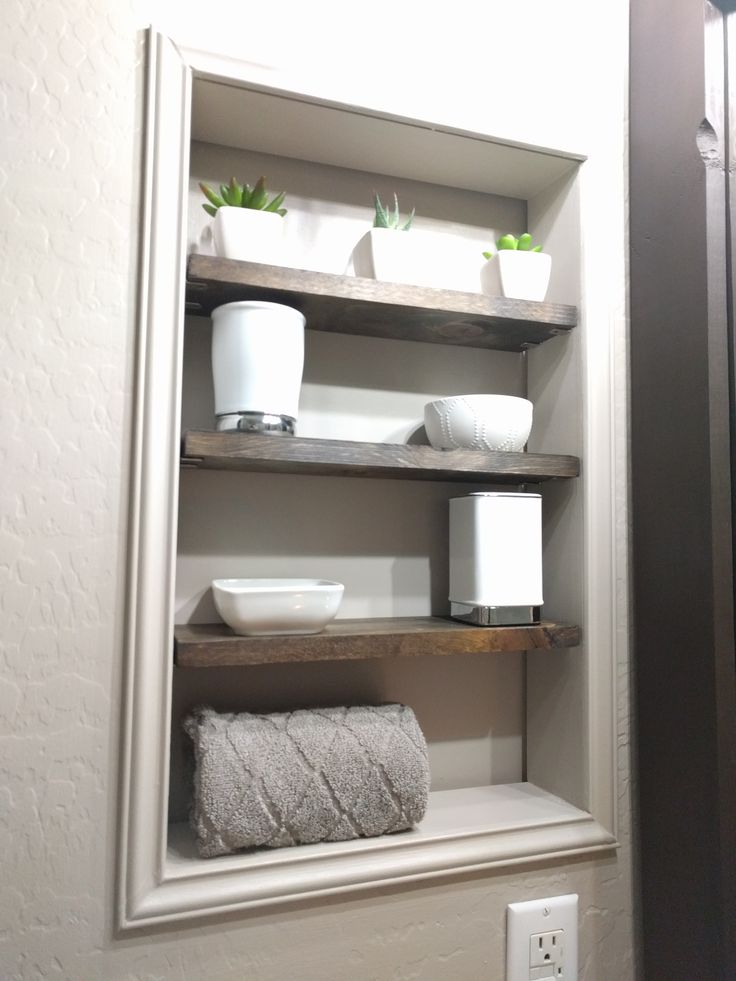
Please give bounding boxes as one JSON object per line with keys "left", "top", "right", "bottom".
{"left": 373, "top": 192, "right": 415, "bottom": 231}
{"left": 482, "top": 232, "right": 543, "bottom": 260}
{"left": 200, "top": 176, "right": 287, "bottom": 218}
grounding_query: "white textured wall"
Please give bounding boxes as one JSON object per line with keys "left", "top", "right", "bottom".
{"left": 1, "top": 1, "right": 634, "bottom": 978}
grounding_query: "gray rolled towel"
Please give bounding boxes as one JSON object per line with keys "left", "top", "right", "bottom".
{"left": 183, "top": 703, "right": 430, "bottom": 858}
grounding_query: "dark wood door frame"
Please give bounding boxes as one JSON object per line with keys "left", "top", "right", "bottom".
{"left": 630, "top": 1, "right": 736, "bottom": 977}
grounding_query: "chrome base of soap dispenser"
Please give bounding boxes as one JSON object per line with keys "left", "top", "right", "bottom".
{"left": 450, "top": 603, "right": 541, "bottom": 626}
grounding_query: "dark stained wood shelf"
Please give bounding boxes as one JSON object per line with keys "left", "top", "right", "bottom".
{"left": 174, "top": 617, "right": 582, "bottom": 667}
{"left": 181, "top": 431, "right": 580, "bottom": 483}
{"left": 186, "top": 254, "right": 578, "bottom": 352}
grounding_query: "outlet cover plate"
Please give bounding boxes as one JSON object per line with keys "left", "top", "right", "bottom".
{"left": 506, "top": 894, "right": 578, "bottom": 981}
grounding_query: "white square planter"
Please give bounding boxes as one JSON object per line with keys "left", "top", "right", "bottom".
{"left": 213, "top": 206, "right": 285, "bottom": 265}
{"left": 480, "top": 250, "right": 552, "bottom": 302}
{"left": 353, "top": 228, "right": 442, "bottom": 288}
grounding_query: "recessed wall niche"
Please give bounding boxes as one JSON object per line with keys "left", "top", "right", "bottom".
{"left": 118, "top": 31, "right": 618, "bottom": 929}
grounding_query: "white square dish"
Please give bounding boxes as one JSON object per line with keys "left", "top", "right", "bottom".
{"left": 211, "top": 578, "right": 345, "bottom": 636}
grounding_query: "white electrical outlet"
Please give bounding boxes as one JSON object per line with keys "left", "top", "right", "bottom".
{"left": 506, "top": 894, "right": 578, "bottom": 981}
{"left": 530, "top": 929, "right": 565, "bottom": 977}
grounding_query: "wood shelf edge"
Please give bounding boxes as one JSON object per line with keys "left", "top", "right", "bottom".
{"left": 187, "top": 254, "right": 577, "bottom": 322}
{"left": 180, "top": 431, "right": 580, "bottom": 483}
{"left": 184, "top": 255, "right": 578, "bottom": 351}
{"left": 174, "top": 616, "right": 582, "bottom": 667}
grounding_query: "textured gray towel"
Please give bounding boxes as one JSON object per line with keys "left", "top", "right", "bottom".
{"left": 183, "top": 703, "right": 430, "bottom": 858}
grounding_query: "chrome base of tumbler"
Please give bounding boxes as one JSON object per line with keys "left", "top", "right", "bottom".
{"left": 215, "top": 412, "right": 296, "bottom": 435}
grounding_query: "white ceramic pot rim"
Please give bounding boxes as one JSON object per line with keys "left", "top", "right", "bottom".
{"left": 211, "top": 300, "right": 305, "bottom": 322}
{"left": 428, "top": 394, "right": 532, "bottom": 406}
{"left": 213, "top": 578, "right": 344, "bottom": 594}
{"left": 483, "top": 250, "right": 550, "bottom": 260}
{"left": 216, "top": 206, "right": 284, "bottom": 216}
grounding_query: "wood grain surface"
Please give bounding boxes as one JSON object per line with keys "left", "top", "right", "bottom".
{"left": 174, "top": 617, "right": 582, "bottom": 667}
{"left": 186, "top": 255, "right": 578, "bottom": 352}
{"left": 181, "top": 431, "right": 580, "bottom": 483}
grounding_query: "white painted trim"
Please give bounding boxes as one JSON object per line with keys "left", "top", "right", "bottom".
{"left": 118, "top": 27, "right": 622, "bottom": 930}
{"left": 181, "top": 45, "right": 585, "bottom": 201}
{"left": 119, "top": 30, "right": 192, "bottom": 928}
{"left": 577, "top": 109, "right": 630, "bottom": 839}
{"left": 579, "top": 158, "right": 619, "bottom": 837}
{"left": 180, "top": 42, "right": 587, "bottom": 164}
{"left": 125, "top": 785, "right": 616, "bottom": 929}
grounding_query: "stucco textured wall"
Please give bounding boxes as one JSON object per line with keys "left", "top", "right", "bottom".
{"left": 1, "top": 1, "right": 634, "bottom": 978}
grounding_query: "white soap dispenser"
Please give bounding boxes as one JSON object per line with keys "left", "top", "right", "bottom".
{"left": 449, "top": 491, "right": 543, "bottom": 625}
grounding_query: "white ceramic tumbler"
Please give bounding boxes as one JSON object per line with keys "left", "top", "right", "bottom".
{"left": 211, "top": 300, "right": 305, "bottom": 434}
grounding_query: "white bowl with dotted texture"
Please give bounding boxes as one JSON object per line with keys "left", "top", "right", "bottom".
{"left": 424, "top": 395, "right": 533, "bottom": 452}
{"left": 212, "top": 578, "right": 344, "bottom": 636}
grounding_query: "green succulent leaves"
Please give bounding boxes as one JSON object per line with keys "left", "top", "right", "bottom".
{"left": 373, "top": 192, "right": 415, "bottom": 231}
{"left": 200, "top": 176, "right": 287, "bottom": 217}
{"left": 483, "top": 232, "right": 543, "bottom": 259}
{"left": 496, "top": 233, "right": 518, "bottom": 251}
{"left": 517, "top": 233, "right": 539, "bottom": 251}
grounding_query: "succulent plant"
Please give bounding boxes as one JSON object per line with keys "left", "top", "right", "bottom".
{"left": 482, "top": 233, "right": 543, "bottom": 260}
{"left": 200, "top": 176, "right": 287, "bottom": 218}
{"left": 373, "top": 192, "right": 415, "bottom": 231}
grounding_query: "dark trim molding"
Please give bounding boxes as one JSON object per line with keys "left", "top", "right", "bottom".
{"left": 630, "top": 1, "right": 736, "bottom": 978}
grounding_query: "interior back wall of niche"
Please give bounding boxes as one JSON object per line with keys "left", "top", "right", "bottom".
{"left": 187, "top": 140, "right": 528, "bottom": 285}
{"left": 173, "top": 141, "right": 531, "bottom": 819}
{"left": 168, "top": 648, "right": 525, "bottom": 822}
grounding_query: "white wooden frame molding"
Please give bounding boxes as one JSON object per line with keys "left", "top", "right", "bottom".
{"left": 118, "top": 29, "right": 621, "bottom": 930}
